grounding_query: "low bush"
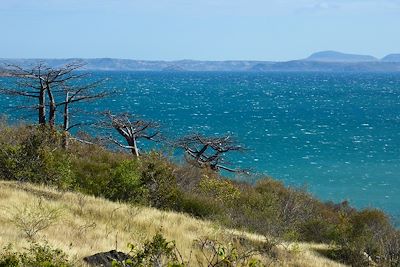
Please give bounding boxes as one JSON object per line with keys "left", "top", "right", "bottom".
{"left": 197, "top": 175, "right": 241, "bottom": 206}
{"left": 0, "top": 242, "right": 72, "bottom": 267}
{"left": 0, "top": 126, "right": 72, "bottom": 188}
{"left": 5, "top": 198, "right": 61, "bottom": 240}
{"left": 105, "top": 159, "right": 146, "bottom": 203}
{"left": 139, "top": 152, "right": 181, "bottom": 209}
{"left": 68, "top": 144, "right": 123, "bottom": 196}
{"left": 176, "top": 193, "right": 223, "bottom": 219}
{"left": 113, "top": 233, "right": 270, "bottom": 267}
{"left": 112, "top": 232, "right": 185, "bottom": 267}
{"left": 326, "top": 209, "right": 397, "bottom": 266}
{"left": 298, "top": 219, "right": 336, "bottom": 243}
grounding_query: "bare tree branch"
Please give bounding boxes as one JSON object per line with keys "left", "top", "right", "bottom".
{"left": 0, "top": 61, "right": 89, "bottom": 126}
{"left": 175, "top": 133, "right": 246, "bottom": 173}
{"left": 0, "top": 61, "right": 110, "bottom": 149}
{"left": 100, "top": 111, "right": 160, "bottom": 157}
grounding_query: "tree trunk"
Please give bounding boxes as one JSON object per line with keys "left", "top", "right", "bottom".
{"left": 47, "top": 84, "right": 56, "bottom": 128}
{"left": 62, "top": 92, "right": 69, "bottom": 149}
{"left": 38, "top": 88, "right": 46, "bottom": 125}
{"left": 127, "top": 138, "right": 139, "bottom": 157}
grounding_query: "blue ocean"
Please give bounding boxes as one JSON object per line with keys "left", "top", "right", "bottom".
{"left": 1, "top": 71, "right": 399, "bottom": 218}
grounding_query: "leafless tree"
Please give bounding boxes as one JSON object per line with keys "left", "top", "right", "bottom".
{"left": 58, "top": 80, "right": 109, "bottom": 148}
{"left": 175, "top": 133, "right": 246, "bottom": 173}
{"left": 1, "top": 62, "right": 88, "bottom": 126}
{"left": 0, "top": 62, "right": 110, "bottom": 148}
{"left": 102, "top": 112, "right": 160, "bottom": 157}
{"left": 1, "top": 63, "right": 52, "bottom": 125}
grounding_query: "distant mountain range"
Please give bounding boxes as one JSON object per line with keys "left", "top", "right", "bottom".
{"left": 1, "top": 51, "right": 400, "bottom": 72}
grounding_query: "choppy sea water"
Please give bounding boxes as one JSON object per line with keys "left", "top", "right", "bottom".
{"left": 1, "top": 71, "right": 399, "bottom": 218}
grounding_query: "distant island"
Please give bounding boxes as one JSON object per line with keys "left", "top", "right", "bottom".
{"left": 305, "top": 51, "right": 378, "bottom": 62}
{"left": 382, "top": 54, "right": 400, "bottom": 62}
{"left": 1, "top": 51, "right": 400, "bottom": 72}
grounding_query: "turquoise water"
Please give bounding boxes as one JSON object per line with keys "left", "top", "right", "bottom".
{"left": 1, "top": 71, "right": 400, "bottom": 218}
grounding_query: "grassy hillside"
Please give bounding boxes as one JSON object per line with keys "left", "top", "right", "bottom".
{"left": 0, "top": 181, "right": 344, "bottom": 267}
{"left": 0, "top": 123, "right": 399, "bottom": 266}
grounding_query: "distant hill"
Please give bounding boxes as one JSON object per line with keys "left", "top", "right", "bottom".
{"left": 306, "top": 51, "right": 378, "bottom": 62}
{"left": 1, "top": 52, "right": 400, "bottom": 72}
{"left": 0, "top": 58, "right": 271, "bottom": 72}
{"left": 382, "top": 54, "right": 400, "bottom": 62}
{"left": 250, "top": 60, "right": 400, "bottom": 72}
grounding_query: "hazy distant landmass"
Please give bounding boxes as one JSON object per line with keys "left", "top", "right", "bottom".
{"left": 381, "top": 54, "right": 400, "bottom": 62}
{"left": 1, "top": 51, "right": 400, "bottom": 72}
{"left": 305, "top": 51, "right": 378, "bottom": 62}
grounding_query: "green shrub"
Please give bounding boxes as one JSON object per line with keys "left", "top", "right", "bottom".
{"left": 114, "top": 233, "right": 267, "bottom": 267}
{"left": 176, "top": 193, "right": 222, "bottom": 219}
{"left": 0, "top": 242, "right": 72, "bottom": 267}
{"left": 68, "top": 146, "right": 119, "bottom": 196}
{"left": 0, "top": 244, "right": 19, "bottom": 267}
{"left": 0, "top": 144, "right": 21, "bottom": 180}
{"left": 71, "top": 151, "right": 180, "bottom": 208}
{"left": 327, "top": 209, "right": 395, "bottom": 266}
{"left": 0, "top": 126, "right": 72, "bottom": 188}
{"left": 139, "top": 152, "right": 181, "bottom": 209}
{"left": 198, "top": 175, "right": 240, "bottom": 206}
{"left": 298, "top": 219, "right": 336, "bottom": 243}
{"left": 105, "top": 160, "right": 147, "bottom": 203}
{"left": 113, "top": 232, "right": 185, "bottom": 267}
{"left": 194, "top": 237, "right": 267, "bottom": 267}
{"left": 72, "top": 159, "right": 113, "bottom": 196}
{"left": 40, "top": 149, "right": 75, "bottom": 189}
{"left": 226, "top": 181, "right": 288, "bottom": 237}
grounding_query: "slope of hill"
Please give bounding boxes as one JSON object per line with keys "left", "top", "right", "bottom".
{"left": 0, "top": 181, "right": 344, "bottom": 267}
{"left": 382, "top": 54, "right": 400, "bottom": 62}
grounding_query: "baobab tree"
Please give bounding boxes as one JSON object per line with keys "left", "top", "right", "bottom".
{"left": 0, "top": 62, "right": 109, "bottom": 148}
{"left": 0, "top": 62, "right": 54, "bottom": 125}
{"left": 103, "top": 112, "right": 160, "bottom": 157}
{"left": 175, "top": 133, "right": 246, "bottom": 173}
{"left": 57, "top": 80, "right": 109, "bottom": 148}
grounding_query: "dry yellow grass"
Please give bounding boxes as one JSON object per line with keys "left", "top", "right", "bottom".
{"left": 0, "top": 181, "right": 346, "bottom": 266}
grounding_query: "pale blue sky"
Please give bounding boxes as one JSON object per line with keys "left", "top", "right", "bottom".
{"left": 0, "top": 0, "right": 399, "bottom": 61}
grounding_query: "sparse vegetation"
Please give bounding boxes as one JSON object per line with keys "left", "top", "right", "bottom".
{"left": 112, "top": 232, "right": 186, "bottom": 267}
{"left": 0, "top": 242, "right": 72, "bottom": 267}
{"left": 5, "top": 198, "right": 61, "bottom": 240}
{"left": 0, "top": 180, "right": 345, "bottom": 267}
{"left": 0, "top": 122, "right": 398, "bottom": 266}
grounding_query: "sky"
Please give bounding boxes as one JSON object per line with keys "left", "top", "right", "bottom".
{"left": 0, "top": 0, "right": 399, "bottom": 61}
